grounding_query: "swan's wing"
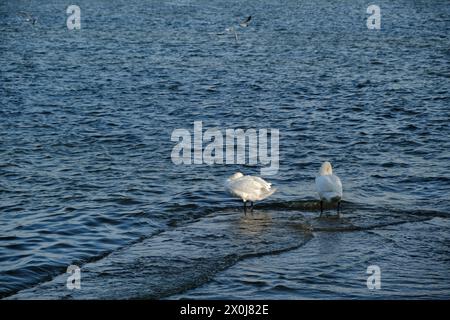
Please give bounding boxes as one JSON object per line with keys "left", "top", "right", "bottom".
{"left": 315, "top": 175, "right": 342, "bottom": 199}
{"left": 227, "top": 176, "right": 273, "bottom": 199}
{"left": 230, "top": 177, "right": 266, "bottom": 192}
{"left": 249, "top": 176, "right": 272, "bottom": 190}
{"left": 332, "top": 175, "right": 343, "bottom": 195}
{"left": 226, "top": 178, "right": 249, "bottom": 199}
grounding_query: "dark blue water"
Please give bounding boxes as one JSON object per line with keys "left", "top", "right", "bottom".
{"left": 1, "top": 0, "right": 449, "bottom": 299}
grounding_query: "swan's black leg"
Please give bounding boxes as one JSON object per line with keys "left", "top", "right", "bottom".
{"left": 250, "top": 202, "right": 254, "bottom": 213}
{"left": 243, "top": 201, "right": 247, "bottom": 215}
{"left": 319, "top": 200, "right": 323, "bottom": 217}
{"left": 337, "top": 201, "right": 341, "bottom": 217}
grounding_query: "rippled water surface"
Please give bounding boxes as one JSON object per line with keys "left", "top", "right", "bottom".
{"left": 1, "top": 0, "right": 450, "bottom": 299}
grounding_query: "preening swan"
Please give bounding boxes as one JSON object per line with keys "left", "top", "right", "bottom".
{"left": 226, "top": 172, "right": 276, "bottom": 214}
{"left": 315, "top": 161, "right": 343, "bottom": 217}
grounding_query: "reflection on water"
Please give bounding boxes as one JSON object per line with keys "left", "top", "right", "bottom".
{"left": 236, "top": 211, "right": 273, "bottom": 236}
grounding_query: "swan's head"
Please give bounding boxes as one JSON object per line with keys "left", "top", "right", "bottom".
{"left": 228, "top": 172, "right": 244, "bottom": 181}
{"left": 319, "top": 161, "right": 333, "bottom": 175}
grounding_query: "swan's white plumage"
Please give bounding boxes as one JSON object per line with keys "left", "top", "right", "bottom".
{"left": 315, "top": 162, "right": 343, "bottom": 202}
{"left": 226, "top": 172, "right": 276, "bottom": 202}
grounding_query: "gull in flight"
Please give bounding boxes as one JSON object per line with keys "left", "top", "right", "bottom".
{"left": 17, "top": 12, "right": 38, "bottom": 25}
{"left": 226, "top": 172, "right": 276, "bottom": 214}
{"left": 239, "top": 16, "right": 252, "bottom": 28}
{"left": 315, "top": 161, "right": 343, "bottom": 217}
{"left": 223, "top": 15, "right": 253, "bottom": 42}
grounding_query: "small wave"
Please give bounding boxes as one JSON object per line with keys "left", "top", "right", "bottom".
{"left": 8, "top": 211, "right": 313, "bottom": 299}
{"left": 92, "top": 196, "right": 142, "bottom": 206}
{"left": 257, "top": 199, "right": 336, "bottom": 211}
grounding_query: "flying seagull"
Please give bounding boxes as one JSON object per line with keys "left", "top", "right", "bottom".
{"left": 219, "top": 16, "right": 253, "bottom": 43}
{"left": 239, "top": 16, "right": 252, "bottom": 28}
{"left": 17, "top": 12, "right": 38, "bottom": 25}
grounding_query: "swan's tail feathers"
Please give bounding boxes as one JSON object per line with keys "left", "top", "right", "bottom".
{"left": 262, "top": 187, "right": 277, "bottom": 199}
{"left": 321, "top": 192, "right": 342, "bottom": 203}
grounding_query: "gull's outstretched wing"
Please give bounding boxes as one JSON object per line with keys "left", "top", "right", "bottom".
{"left": 18, "top": 11, "right": 32, "bottom": 19}
{"left": 17, "top": 11, "right": 37, "bottom": 24}
{"left": 239, "top": 16, "right": 252, "bottom": 27}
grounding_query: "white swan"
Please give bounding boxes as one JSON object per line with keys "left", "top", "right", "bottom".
{"left": 315, "top": 161, "right": 343, "bottom": 216}
{"left": 226, "top": 172, "right": 276, "bottom": 214}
